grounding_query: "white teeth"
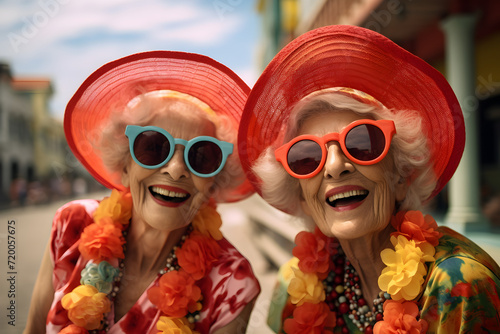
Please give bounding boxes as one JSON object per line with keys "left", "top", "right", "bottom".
{"left": 328, "top": 189, "right": 368, "bottom": 202}
{"left": 151, "top": 186, "right": 187, "bottom": 198}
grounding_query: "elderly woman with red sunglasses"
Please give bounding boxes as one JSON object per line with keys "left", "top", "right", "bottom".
{"left": 25, "top": 52, "right": 260, "bottom": 334}
{"left": 238, "top": 25, "right": 500, "bottom": 333}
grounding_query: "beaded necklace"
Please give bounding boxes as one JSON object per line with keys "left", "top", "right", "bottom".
{"left": 283, "top": 210, "right": 442, "bottom": 333}
{"left": 322, "top": 250, "right": 389, "bottom": 333}
{"left": 58, "top": 190, "right": 223, "bottom": 334}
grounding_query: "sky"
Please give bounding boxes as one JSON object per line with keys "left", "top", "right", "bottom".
{"left": 0, "top": 0, "right": 261, "bottom": 120}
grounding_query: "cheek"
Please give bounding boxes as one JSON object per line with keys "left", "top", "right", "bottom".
{"left": 373, "top": 180, "right": 394, "bottom": 212}
{"left": 129, "top": 170, "right": 151, "bottom": 188}
{"left": 371, "top": 171, "right": 398, "bottom": 225}
{"left": 299, "top": 179, "right": 317, "bottom": 203}
{"left": 193, "top": 177, "right": 215, "bottom": 197}
{"left": 299, "top": 178, "right": 324, "bottom": 216}
{"left": 126, "top": 166, "right": 154, "bottom": 198}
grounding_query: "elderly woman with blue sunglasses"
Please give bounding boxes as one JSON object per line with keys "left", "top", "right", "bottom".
{"left": 239, "top": 25, "right": 500, "bottom": 333}
{"left": 25, "top": 52, "right": 260, "bottom": 334}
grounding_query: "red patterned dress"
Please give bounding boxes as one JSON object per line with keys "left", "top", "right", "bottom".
{"left": 46, "top": 199, "right": 261, "bottom": 333}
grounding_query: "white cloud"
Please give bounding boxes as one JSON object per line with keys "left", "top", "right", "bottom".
{"left": 154, "top": 15, "right": 242, "bottom": 45}
{"left": 0, "top": 1, "right": 39, "bottom": 29}
{"left": 48, "top": 1, "right": 206, "bottom": 37}
{"left": 2, "top": 0, "right": 246, "bottom": 59}
{"left": 236, "top": 66, "right": 259, "bottom": 88}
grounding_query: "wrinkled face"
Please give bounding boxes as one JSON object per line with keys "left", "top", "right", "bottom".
{"left": 122, "top": 110, "right": 217, "bottom": 231}
{"left": 297, "top": 110, "right": 407, "bottom": 240}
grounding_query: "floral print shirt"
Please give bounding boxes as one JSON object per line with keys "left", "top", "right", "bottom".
{"left": 268, "top": 226, "right": 500, "bottom": 333}
{"left": 46, "top": 199, "right": 260, "bottom": 334}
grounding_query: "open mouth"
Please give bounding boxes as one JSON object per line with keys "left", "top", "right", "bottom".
{"left": 149, "top": 186, "right": 190, "bottom": 204}
{"left": 326, "top": 189, "right": 368, "bottom": 208}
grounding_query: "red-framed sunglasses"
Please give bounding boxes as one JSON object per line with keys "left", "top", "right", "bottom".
{"left": 275, "top": 119, "right": 396, "bottom": 179}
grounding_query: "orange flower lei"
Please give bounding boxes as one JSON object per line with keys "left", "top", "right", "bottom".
{"left": 284, "top": 210, "right": 442, "bottom": 334}
{"left": 59, "top": 189, "right": 223, "bottom": 334}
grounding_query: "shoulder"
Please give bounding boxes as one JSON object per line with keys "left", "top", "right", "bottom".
{"left": 213, "top": 238, "right": 261, "bottom": 285}
{"left": 426, "top": 252, "right": 500, "bottom": 294}
{"left": 52, "top": 199, "right": 100, "bottom": 234}
{"left": 203, "top": 236, "right": 261, "bottom": 298}
{"left": 427, "top": 226, "right": 500, "bottom": 293}
{"left": 433, "top": 226, "right": 500, "bottom": 277}
{"left": 419, "top": 227, "right": 500, "bottom": 332}
{"left": 196, "top": 238, "right": 261, "bottom": 332}
{"left": 53, "top": 199, "right": 100, "bottom": 225}
{"left": 51, "top": 199, "right": 100, "bottom": 261}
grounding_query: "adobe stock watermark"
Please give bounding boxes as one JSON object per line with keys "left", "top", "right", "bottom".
{"left": 213, "top": 0, "right": 243, "bottom": 20}
{"left": 50, "top": 145, "right": 81, "bottom": 182}
{"left": 457, "top": 74, "right": 500, "bottom": 122}
{"left": 364, "top": 0, "right": 413, "bottom": 32}
{"left": 476, "top": 74, "right": 500, "bottom": 101}
{"left": 7, "top": 0, "right": 71, "bottom": 53}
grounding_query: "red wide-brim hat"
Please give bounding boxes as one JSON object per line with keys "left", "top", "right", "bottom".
{"left": 65, "top": 51, "right": 254, "bottom": 202}
{"left": 238, "top": 25, "right": 465, "bottom": 200}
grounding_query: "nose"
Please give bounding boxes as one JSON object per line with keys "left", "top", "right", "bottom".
{"left": 323, "top": 142, "right": 355, "bottom": 179}
{"left": 159, "top": 146, "right": 190, "bottom": 179}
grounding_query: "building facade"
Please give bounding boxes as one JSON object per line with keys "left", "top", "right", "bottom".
{"left": 0, "top": 64, "right": 35, "bottom": 206}
{"left": 0, "top": 63, "right": 88, "bottom": 207}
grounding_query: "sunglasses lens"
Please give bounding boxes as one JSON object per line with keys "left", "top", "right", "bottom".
{"left": 133, "top": 131, "right": 171, "bottom": 166}
{"left": 188, "top": 141, "right": 223, "bottom": 175}
{"left": 287, "top": 140, "right": 322, "bottom": 175}
{"left": 345, "top": 124, "right": 386, "bottom": 161}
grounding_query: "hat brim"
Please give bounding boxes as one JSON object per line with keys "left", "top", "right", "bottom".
{"left": 65, "top": 51, "right": 254, "bottom": 202}
{"left": 238, "top": 25, "right": 465, "bottom": 200}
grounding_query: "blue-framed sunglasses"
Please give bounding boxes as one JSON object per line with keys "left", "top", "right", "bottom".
{"left": 125, "top": 125, "right": 233, "bottom": 178}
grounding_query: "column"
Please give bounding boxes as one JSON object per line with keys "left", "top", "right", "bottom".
{"left": 442, "top": 13, "right": 488, "bottom": 232}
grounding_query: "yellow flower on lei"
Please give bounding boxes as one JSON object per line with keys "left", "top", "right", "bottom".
{"left": 157, "top": 316, "right": 200, "bottom": 334}
{"left": 281, "top": 257, "right": 300, "bottom": 282}
{"left": 93, "top": 189, "right": 132, "bottom": 226}
{"left": 287, "top": 267, "right": 325, "bottom": 306}
{"left": 192, "top": 202, "right": 223, "bottom": 241}
{"left": 61, "top": 285, "right": 111, "bottom": 330}
{"left": 378, "top": 235, "right": 436, "bottom": 301}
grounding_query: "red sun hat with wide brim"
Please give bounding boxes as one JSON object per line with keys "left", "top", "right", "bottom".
{"left": 238, "top": 25, "right": 465, "bottom": 201}
{"left": 65, "top": 51, "right": 254, "bottom": 203}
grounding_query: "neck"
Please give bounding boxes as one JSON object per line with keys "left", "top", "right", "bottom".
{"left": 124, "top": 218, "right": 189, "bottom": 274}
{"left": 338, "top": 223, "right": 395, "bottom": 306}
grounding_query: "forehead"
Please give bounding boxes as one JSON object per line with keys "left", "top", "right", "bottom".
{"left": 155, "top": 108, "right": 216, "bottom": 138}
{"left": 132, "top": 95, "right": 217, "bottom": 136}
{"left": 297, "top": 110, "right": 366, "bottom": 135}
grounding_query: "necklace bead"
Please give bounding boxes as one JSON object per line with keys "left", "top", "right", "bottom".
{"left": 324, "top": 251, "right": 388, "bottom": 332}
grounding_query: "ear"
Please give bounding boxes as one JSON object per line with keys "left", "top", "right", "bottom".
{"left": 395, "top": 176, "right": 409, "bottom": 203}
{"left": 121, "top": 164, "right": 130, "bottom": 188}
{"left": 300, "top": 195, "right": 312, "bottom": 217}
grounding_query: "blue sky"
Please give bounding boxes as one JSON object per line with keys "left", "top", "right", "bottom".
{"left": 0, "top": 0, "right": 261, "bottom": 120}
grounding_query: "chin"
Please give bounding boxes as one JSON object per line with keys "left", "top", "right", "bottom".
{"left": 324, "top": 220, "right": 366, "bottom": 240}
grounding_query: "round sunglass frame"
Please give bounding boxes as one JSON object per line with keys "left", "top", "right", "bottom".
{"left": 125, "top": 125, "right": 233, "bottom": 178}
{"left": 275, "top": 119, "right": 396, "bottom": 179}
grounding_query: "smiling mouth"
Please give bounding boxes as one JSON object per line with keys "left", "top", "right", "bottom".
{"left": 149, "top": 186, "right": 190, "bottom": 203}
{"left": 326, "top": 189, "right": 369, "bottom": 208}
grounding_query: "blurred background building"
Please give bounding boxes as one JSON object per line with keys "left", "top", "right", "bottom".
{"left": 0, "top": 63, "right": 98, "bottom": 208}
